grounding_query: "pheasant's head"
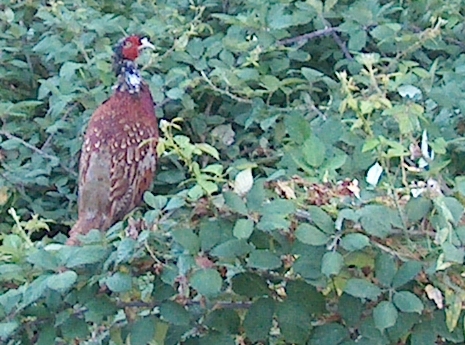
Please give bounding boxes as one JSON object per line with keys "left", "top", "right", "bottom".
{"left": 113, "top": 35, "right": 155, "bottom": 93}
{"left": 114, "top": 35, "right": 155, "bottom": 62}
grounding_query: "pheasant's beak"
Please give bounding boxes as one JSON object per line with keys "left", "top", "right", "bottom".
{"left": 139, "top": 37, "right": 155, "bottom": 51}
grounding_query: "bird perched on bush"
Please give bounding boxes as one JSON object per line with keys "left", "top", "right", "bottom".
{"left": 67, "top": 35, "right": 159, "bottom": 245}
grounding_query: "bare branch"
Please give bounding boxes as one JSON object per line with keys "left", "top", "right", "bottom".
{"left": 330, "top": 29, "right": 353, "bottom": 60}
{"left": 277, "top": 27, "right": 341, "bottom": 46}
{"left": 41, "top": 102, "right": 79, "bottom": 150}
{"left": 0, "top": 130, "right": 77, "bottom": 177}
{"left": 200, "top": 70, "right": 253, "bottom": 104}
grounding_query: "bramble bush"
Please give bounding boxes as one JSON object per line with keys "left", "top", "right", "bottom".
{"left": 2, "top": 0, "right": 465, "bottom": 344}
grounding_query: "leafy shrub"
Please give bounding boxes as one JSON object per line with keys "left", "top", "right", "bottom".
{"left": 2, "top": 0, "right": 465, "bottom": 344}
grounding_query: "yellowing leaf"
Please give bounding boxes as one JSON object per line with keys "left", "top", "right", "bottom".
{"left": 234, "top": 168, "right": 253, "bottom": 196}
{"left": 366, "top": 162, "right": 383, "bottom": 186}
{"left": 196, "top": 143, "right": 219, "bottom": 160}
{"left": 425, "top": 284, "right": 443, "bottom": 309}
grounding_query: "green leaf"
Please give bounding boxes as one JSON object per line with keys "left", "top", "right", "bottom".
{"left": 455, "top": 176, "right": 465, "bottom": 197}
{"left": 284, "top": 113, "right": 312, "bottom": 144}
{"left": 405, "top": 197, "right": 432, "bottom": 222}
{"left": 308, "top": 206, "right": 335, "bottom": 234}
{"left": 0, "top": 264, "right": 23, "bottom": 282}
{"left": 165, "top": 195, "right": 186, "bottom": 211}
{"left": 190, "top": 269, "right": 222, "bottom": 297}
{"left": 339, "top": 294, "right": 363, "bottom": 327}
{"left": 321, "top": 251, "right": 344, "bottom": 277}
{"left": 106, "top": 272, "right": 132, "bottom": 292}
{"left": 196, "top": 143, "right": 220, "bottom": 160}
{"left": 443, "top": 242, "right": 465, "bottom": 264}
{"left": 205, "top": 309, "right": 240, "bottom": 334}
{"left": 143, "top": 191, "right": 167, "bottom": 209}
{"left": 231, "top": 272, "right": 270, "bottom": 298}
{"left": 27, "top": 249, "right": 59, "bottom": 270}
{"left": 335, "top": 208, "right": 360, "bottom": 231}
{"left": 166, "top": 87, "right": 185, "bottom": 99}
{"left": 286, "top": 280, "right": 325, "bottom": 315}
{"left": 393, "top": 291, "right": 424, "bottom": 314}
{"left": 386, "top": 312, "right": 420, "bottom": 343}
{"left": 344, "top": 278, "right": 382, "bottom": 301}
{"left": 160, "top": 301, "right": 191, "bottom": 326}
{"left": 115, "top": 238, "right": 136, "bottom": 264}
{"left": 340, "top": 233, "right": 370, "bottom": 251}
{"left": 349, "top": 30, "right": 367, "bottom": 51}
{"left": 362, "top": 138, "right": 380, "bottom": 152}
{"left": 410, "top": 323, "right": 436, "bottom": 345}
{"left": 442, "top": 197, "right": 464, "bottom": 225}
{"left": 61, "top": 315, "right": 90, "bottom": 340}
{"left": 84, "top": 296, "right": 118, "bottom": 323}
{"left": 247, "top": 250, "right": 282, "bottom": 270}
{"left": 375, "top": 253, "right": 397, "bottom": 287}
{"left": 128, "top": 316, "right": 156, "bottom": 345}
{"left": 260, "top": 199, "right": 295, "bottom": 216}
{"left": 295, "top": 224, "right": 329, "bottom": 246}
{"left": 256, "top": 214, "right": 291, "bottom": 232}
{"left": 373, "top": 301, "right": 398, "bottom": 332}
{"left": 22, "top": 275, "right": 50, "bottom": 307}
{"left": 46, "top": 271, "right": 77, "bottom": 292}
{"left": 277, "top": 300, "right": 312, "bottom": 344}
{"left": 246, "top": 179, "right": 266, "bottom": 211}
{"left": 303, "top": 136, "right": 326, "bottom": 167}
{"left": 197, "top": 333, "right": 235, "bottom": 345}
{"left": 0, "top": 321, "right": 19, "bottom": 339}
{"left": 310, "top": 323, "right": 349, "bottom": 345}
{"left": 244, "top": 298, "right": 275, "bottom": 342}
{"left": 233, "top": 218, "right": 254, "bottom": 239}
{"left": 199, "top": 219, "right": 232, "bottom": 251}
{"left": 65, "top": 245, "right": 108, "bottom": 268}
{"left": 301, "top": 67, "right": 324, "bottom": 82}
{"left": 392, "top": 261, "right": 422, "bottom": 289}
{"left": 59, "top": 61, "right": 83, "bottom": 79}
{"left": 36, "top": 325, "right": 56, "bottom": 345}
{"left": 223, "top": 191, "right": 248, "bottom": 215}
{"left": 358, "top": 205, "right": 393, "bottom": 238}
{"left": 210, "top": 239, "right": 253, "bottom": 258}
{"left": 172, "top": 229, "right": 200, "bottom": 254}
{"left": 371, "top": 23, "right": 402, "bottom": 41}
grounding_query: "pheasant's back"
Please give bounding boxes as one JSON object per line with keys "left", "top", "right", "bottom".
{"left": 67, "top": 83, "right": 158, "bottom": 245}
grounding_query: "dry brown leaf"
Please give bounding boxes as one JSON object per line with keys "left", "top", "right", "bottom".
{"left": 274, "top": 180, "right": 296, "bottom": 199}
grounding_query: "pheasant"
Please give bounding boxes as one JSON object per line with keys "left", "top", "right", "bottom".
{"left": 67, "top": 35, "right": 159, "bottom": 245}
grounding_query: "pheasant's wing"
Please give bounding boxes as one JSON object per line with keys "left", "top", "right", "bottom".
{"left": 109, "top": 126, "right": 158, "bottom": 221}
{"left": 105, "top": 88, "right": 158, "bottom": 221}
{"left": 76, "top": 106, "right": 113, "bottom": 231}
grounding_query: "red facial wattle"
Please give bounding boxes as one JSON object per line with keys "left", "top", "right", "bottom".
{"left": 121, "top": 36, "right": 143, "bottom": 61}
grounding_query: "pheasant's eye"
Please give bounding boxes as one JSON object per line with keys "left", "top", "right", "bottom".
{"left": 124, "top": 41, "right": 133, "bottom": 49}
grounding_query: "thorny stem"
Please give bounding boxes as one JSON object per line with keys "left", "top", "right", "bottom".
{"left": 8, "top": 208, "right": 34, "bottom": 248}
{"left": 0, "top": 130, "right": 77, "bottom": 177}
{"left": 277, "top": 27, "right": 341, "bottom": 46}
{"left": 200, "top": 71, "right": 253, "bottom": 104}
{"left": 380, "top": 155, "right": 413, "bottom": 247}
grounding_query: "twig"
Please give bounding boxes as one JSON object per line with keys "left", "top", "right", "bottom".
{"left": 117, "top": 300, "right": 253, "bottom": 310}
{"left": 154, "top": 97, "right": 173, "bottom": 110}
{"left": 200, "top": 70, "right": 253, "bottom": 104}
{"left": 320, "top": 17, "right": 353, "bottom": 61}
{"left": 371, "top": 241, "right": 415, "bottom": 262}
{"left": 0, "top": 130, "right": 77, "bottom": 177}
{"left": 41, "top": 102, "right": 79, "bottom": 150}
{"left": 277, "top": 27, "right": 341, "bottom": 46}
{"left": 330, "top": 28, "right": 352, "bottom": 60}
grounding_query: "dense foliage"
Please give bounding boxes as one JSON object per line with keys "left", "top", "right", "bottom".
{"left": 2, "top": 0, "right": 465, "bottom": 344}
